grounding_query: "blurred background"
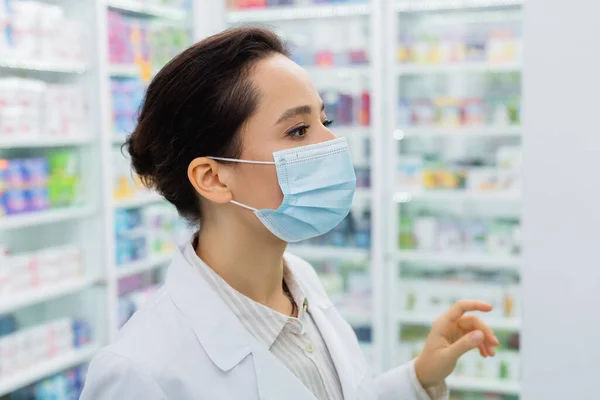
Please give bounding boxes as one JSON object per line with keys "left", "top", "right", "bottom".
{"left": 0, "top": 0, "right": 595, "bottom": 399}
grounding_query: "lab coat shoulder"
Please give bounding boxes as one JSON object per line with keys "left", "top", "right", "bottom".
{"left": 80, "top": 287, "right": 211, "bottom": 400}
{"left": 81, "top": 349, "right": 167, "bottom": 399}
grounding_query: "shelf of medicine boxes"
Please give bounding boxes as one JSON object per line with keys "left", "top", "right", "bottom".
{"left": 106, "top": 0, "right": 187, "bottom": 21}
{"left": 0, "top": 59, "right": 87, "bottom": 74}
{"left": 397, "top": 312, "right": 520, "bottom": 331}
{"left": 395, "top": 0, "right": 523, "bottom": 13}
{"left": 227, "top": 2, "right": 370, "bottom": 24}
{"left": 0, "top": 344, "right": 100, "bottom": 397}
{"left": 446, "top": 376, "right": 521, "bottom": 396}
{"left": 0, "top": 206, "right": 96, "bottom": 231}
{"left": 393, "top": 126, "right": 522, "bottom": 140}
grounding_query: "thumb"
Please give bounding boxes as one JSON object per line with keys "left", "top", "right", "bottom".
{"left": 446, "top": 330, "right": 485, "bottom": 361}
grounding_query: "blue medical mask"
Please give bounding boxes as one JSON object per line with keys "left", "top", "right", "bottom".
{"left": 209, "top": 137, "right": 356, "bottom": 242}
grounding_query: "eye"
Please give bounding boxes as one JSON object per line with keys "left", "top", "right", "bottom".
{"left": 286, "top": 124, "right": 309, "bottom": 139}
{"left": 323, "top": 119, "right": 334, "bottom": 128}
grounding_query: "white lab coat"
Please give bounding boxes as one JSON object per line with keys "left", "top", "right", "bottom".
{"left": 81, "top": 245, "right": 446, "bottom": 400}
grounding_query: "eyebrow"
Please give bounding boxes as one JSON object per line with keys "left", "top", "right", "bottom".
{"left": 275, "top": 102, "right": 325, "bottom": 125}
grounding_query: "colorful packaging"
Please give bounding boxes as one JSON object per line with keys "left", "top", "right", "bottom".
{"left": 48, "top": 151, "right": 80, "bottom": 207}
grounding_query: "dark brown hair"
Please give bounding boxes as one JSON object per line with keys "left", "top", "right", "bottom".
{"left": 125, "top": 27, "right": 289, "bottom": 224}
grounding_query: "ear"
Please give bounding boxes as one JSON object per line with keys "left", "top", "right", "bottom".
{"left": 187, "top": 157, "right": 233, "bottom": 204}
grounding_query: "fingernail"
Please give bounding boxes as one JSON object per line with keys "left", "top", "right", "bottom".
{"left": 471, "top": 331, "right": 484, "bottom": 343}
{"left": 493, "top": 335, "right": 499, "bottom": 345}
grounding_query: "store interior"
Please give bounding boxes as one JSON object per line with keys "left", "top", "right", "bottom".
{"left": 1, "top": 0, "right": 595, "bottom": 399}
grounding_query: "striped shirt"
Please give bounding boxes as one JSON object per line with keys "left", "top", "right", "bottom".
{"left": 183, "top": 241, "right": 344, "bottom": 400}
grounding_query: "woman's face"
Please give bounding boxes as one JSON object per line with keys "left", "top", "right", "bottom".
{"left": 224, "top": 54, "right": 337, "bottom": 213}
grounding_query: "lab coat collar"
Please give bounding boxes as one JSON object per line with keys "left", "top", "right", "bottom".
{"left": 166, "top": 245, "right": 332, "bottom": 370}
{"left": 166, "top": 245, "right": 253, "bottom": 371}
{"left": 166, "top": 244, "right": 357, "bottom": 400}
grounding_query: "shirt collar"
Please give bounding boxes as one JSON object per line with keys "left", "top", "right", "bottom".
{"left": 182, "top": 237, "right": 309, "bottom": 349}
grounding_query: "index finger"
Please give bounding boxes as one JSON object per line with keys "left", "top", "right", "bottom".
{"left": 444, "top": 300, "right": 493, "bottom": 322}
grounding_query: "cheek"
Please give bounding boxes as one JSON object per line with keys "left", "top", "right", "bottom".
{"left": 232, "top": 164, "right": 284, "bottom": 210}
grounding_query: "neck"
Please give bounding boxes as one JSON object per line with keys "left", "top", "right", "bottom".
{"left": 196, "top": 214, "right": 288, "bottom": 307}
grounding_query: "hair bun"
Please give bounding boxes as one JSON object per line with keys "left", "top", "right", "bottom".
{"left": 124, "top": 129, "right": 156, "bottom": 188}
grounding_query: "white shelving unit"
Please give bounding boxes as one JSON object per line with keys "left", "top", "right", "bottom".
{"left": 113, "top": 192, "right": 165, "bottom": 209}
{"left": 107, "top": 0, "right": 187, "bottom": 20}
{"left": 0, "top": 60, "right": 87, "bottom": 74}
{"left": 393, "top": 189, "right": 522, "bottom": 204}
{"left": 396, "top": 61, "right": 521, "bottom": 75}
{"left": 0, "top": 207, "right": 95, "bottom": 231}
{"left": 0, "top": 136, "right": 95, "bottom": 149}
{"left": 107, "top": 63, "right": 140, "bottom": 78}
{"left": 384, "top": 0, "right": 523, "bottom": 396}
{"left": 0, "top": 0, "right": 198, "bottom": 395}
{"left": 288, "top": 245, "right": 370, "bottom": 262}
{"left": 395, "top": 250, "right": 522, "bottom": 270}
{"left": 394, "top": 125, "right": 523, "bottom": 139}
{"left": 0, "top": 278, "right": 100, "bottom": 315}
{"left": 396, "top": 0, "right": 523, "bottom": 12}
{"left": 96, "top": 0, "right": 201, "bottom": 344}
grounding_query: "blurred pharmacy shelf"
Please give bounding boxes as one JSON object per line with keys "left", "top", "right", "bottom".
{"left": 113, "top": 134, "right": 129, "bottom": 145}
{"left": 106, "top": 0, "right": 186, "bottom": 20}
{"left": 304, "top": 65, "right": 371, "bottom": 79}
{"left": 333, "top": 126, "right": 371, "bottom": 138}
{"left": 227, "top": 3, "right": 370, "bottom": 23}
{"left": 0, "top": 136, "right": 94, "bottom": 149}
{"left": 353, "top": 188, "right": 372, "bottom": 203}
{"left": 446, "top": 376, "right": 521, "bottom": 395}
{"left": 397, "top": 312, "right": 521, "bottom": 331}
{"left": 385, "top": 0, "right": 524, "bottom": 388}
{"left": 113, "top": 192, "right": 164, "bottom": 209}
{"left": 0, "top": 60, "right": 87, "bottom": 74}
{"left": 396, "top": 0, "right": 523, "bottom": 12}
{"left": 115, "top": 253, "right": 172, "bottom": 279}
{"left": 393, "top": 190, "right": 522, "bottom": 204}
{"left": 0, "top": 278, "right": 100, "bottom": 315}
{"left": 395, "top": 251, "right": 522, "bottom": 270}
{"left": 341, "top": 311, "right": 372, "bottom": 327}
{"left": 108, "top": 63, "right": 141, "bottom": 78}
{"left": 287, "top": 245, "right": 370, "bottom": 263}
{"left": 0, "top": 207, "right": 95, "bottom": 231}
{"left": 0, "top": 344, "right": 100, "bottom": 397}
{"left": 396, "top": 62, "right": 522, "bottom": 75}
{"left": 393, "top": 126, "right": 523, "bottom": 140}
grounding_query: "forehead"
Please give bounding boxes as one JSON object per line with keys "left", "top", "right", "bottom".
{"left": 250, "top": 54, "right": 320, "bottom": 114}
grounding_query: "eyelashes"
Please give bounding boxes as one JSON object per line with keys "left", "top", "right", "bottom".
{"left": 285, "top": 119, "right": 335, "bottom": 139}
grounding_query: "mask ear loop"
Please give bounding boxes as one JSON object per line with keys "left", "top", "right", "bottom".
{"left": 207, "top": 156, "right": 275, "bottom": 212}
{"left": 230, "top": 200, "right": 258, "bottom": 212}
{"left": 208, "top": 156, "right": 275, "bottom": 165}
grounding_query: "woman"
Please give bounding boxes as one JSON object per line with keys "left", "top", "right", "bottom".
{"left": 82, "top": 27, "right": 498, "bottom": 400}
